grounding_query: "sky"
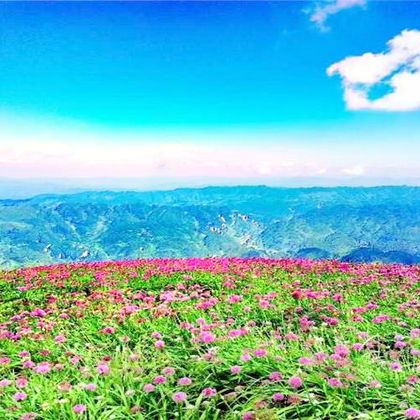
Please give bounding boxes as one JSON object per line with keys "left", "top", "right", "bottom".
{"left": 0, "top": 1, "right": 419, "bottom": 189}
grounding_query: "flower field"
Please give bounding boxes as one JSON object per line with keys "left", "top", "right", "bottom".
{"left": 0, "top": 258, "right": 419, "bottom": 419}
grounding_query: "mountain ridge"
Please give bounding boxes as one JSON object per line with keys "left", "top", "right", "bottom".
{"left": 1, "top": 185, "right": 419, "bottom": 268}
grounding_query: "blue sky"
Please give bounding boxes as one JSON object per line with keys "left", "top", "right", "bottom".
{"left": 0, "top": 1, "right": 419, "bottom": 185}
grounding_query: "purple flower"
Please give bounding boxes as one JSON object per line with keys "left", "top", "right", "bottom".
{"left": 288, "top": 376, "right": 303, "bottom": 389}
{"left": 405, "top": 408, "right": 420, "bottom": 419}
{"left": 202, "top": 387, "right": 217, "bottom": 398}
{"left": 14, "top": 392, "right": 28, "bottom": 402}
{"left": 73, "top": 404, "right": 87, "bottom": 414}
{"left": 172, "top": 391, "right": 187, "bottom": 403}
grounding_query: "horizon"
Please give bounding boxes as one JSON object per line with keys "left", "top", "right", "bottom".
{"left": 1, "top": 1, "right": 419, "bottom": 186}
{"left": 1, "top": 178, "right": 419, "bottom": 201}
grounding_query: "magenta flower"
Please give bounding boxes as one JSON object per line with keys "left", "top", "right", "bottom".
{"left": 268, "top": 371, "right": 282, "bottom": 382}
{"left": 73, "top": 404, "right": 87, "bottom": 414}
{"left": 201, "top": 387, "right": 217, "bottom": 397}
{"left": 327, "top": 378, "right": 344, "bottom": 388}
{"left": 14, "top": 392, "right": 27, "bottom": 402}
{"left": 0, "top": 379, "right": 12, "bottom": 387}
{"left": 230, "top": 365, "right": 242, "bottom": 375}
{"left": 172, "top": 391, "right": 187, "bottom": 403}
{"left": 161, "top": 367, "right": 176, "bottom": 376}
{"left": 143, "top": 383, "right": 155, "bottom": 393}
{"left": 84, "top": 383, "right": 97, "bottom": 391}
{"left": 54, "top": 334, "right": 66, "bottom": 343}
{"left": 199, "top": 331, "right": 216, "bottom": 343}
{"left": 34, "top": 362, "right": 51, "bottom": 374}
{"left": 273, "top": 393, "right": 285, "bottom": 401}
{"left": 390, "top": 362, "right": 402, "bottom": 372}
{"left": 16, "top": 377, "right": 28, "bottom": 388}
{"left": 155, "top": 340, "right": 165, "bottom": 349}
{"left": 20, "top": 413, "right": 38, "bottom": 420}
{"left": 153, "top": 375, "right": 166, "bottom": 384}
{"left": 405, "top": 408, "right": 420, "bottom": 419}
{"left": 254, "top": 348, "right": 267, "bottom": 358}
{"left": 97, "top": 363, "right": 110, "bottom": 375}
{"left": 177, "top": 377, "right": 192, "bottom": 386}
{"left": 288, "top": 376, "right": 303, "bottom": 389}
{"left": 240, "top": 353, "right": 252, "bottom": 362}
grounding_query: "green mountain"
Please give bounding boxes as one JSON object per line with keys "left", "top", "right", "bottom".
{"left": 0, "top": 186, "right": 419, "bottom": 268}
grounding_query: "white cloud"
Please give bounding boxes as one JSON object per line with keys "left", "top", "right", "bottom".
{"left": 309, "top": 0, "right": 366, "bottom": 31}
{"left": 328, "top": 29, "right": 420, "bottom": 111}
{"left": 0, "top": 113, "right": 419, "bottom": 181}
{"left": 342, "top": 165, "right": 364, "bottom": 176}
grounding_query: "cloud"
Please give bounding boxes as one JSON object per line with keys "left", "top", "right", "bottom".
{"left": 0, "top": 113, "right": 419, "bottom": 181}
{"left": 309, "top": 0, "right": 366, "bottom": 31}
{"left": 342, "top": 165, "right": 364, "bottom": 176}
{"left": 328, "top": 29, "right": 420, "bottom": 111}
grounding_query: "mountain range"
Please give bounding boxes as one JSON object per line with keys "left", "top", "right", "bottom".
{"left": 0, "top": 186, "right": 419, "bottom": 268}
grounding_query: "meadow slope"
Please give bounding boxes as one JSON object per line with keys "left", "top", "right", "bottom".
{"left": 0, "top": 258, "right": 419, "bottom": 419}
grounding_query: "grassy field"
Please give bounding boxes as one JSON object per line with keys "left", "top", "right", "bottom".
{"left": 0, "top": 258, "right": 419, "bottom": 419}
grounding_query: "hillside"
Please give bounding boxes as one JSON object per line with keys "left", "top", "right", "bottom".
{"left": 0, "top": 186, "right": 419, "bottom": 267}
{"left": 0, "top": 258, "right": 419, "bottom": 419}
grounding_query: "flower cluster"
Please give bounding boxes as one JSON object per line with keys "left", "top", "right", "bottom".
{"left": 0, "top": 258, "right": 419, "bottom": 419}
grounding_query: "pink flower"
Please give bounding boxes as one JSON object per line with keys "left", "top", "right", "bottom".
{"left": 240, "top": 353, "right": 252, "bottom": 362}
{"left": 228, "top": 294, "right": 242, "bottom": 303}
{"left": 0, "top": 379, "right": 12, "bottom": 387}
{"left": 230, "top": 365, "right": 242, "bottom": 375}
{"left": 242, "top": 412, "right": 256, "bottom": 420}
{"left": 353, "top": 343, "right": 363, "bottom": 351}
{"left": 405, "top": 408, "right": 420, "bottom": 419}
{"left": 151, "top": 331, "right": 162, "bottom": 339}
{"left": 395, "top": 341, "right": 407, "bottom": 349}
{"left": 155, "top": 340, "right": 165, "bottom": 349}
{"left": 368, "top": 380, "right": 381, "bottom": 389}
{"left": 143, "top": 383, "right": 155, "bottom": 393}
{"left": 390, "top": 362, "right": 402, "bottom": 372}
{"left": 298, "top": 357, "right": 313, "bottom": 366}
{"left": 101, "top": 326, "right": 115, "bottom": 334}
{"left": 272, "top": 393, "right": 285, "bottom": 401}
{"left": 34, "top": 362, "right": 51, "bottom": 375}
{"left": 162, "top": 367, "right": 175, "bottom": 376}
{"left": 334, "top": 344, "right": 350, "bottom": 358}
{"left": 58, "top": 382, "right": 72, "bottom": 392}
{"left": 14, "top": 392, "right": 27, "bottom": 402}
{"left": 0, "top": 357, "right": 11, "bottom": 365}
{"left": 288, "top": 376, "right": 303, "bottom": 389}
{"left": 172, "top": 391, "right": 187, "bottom": 403}
{"left": 202, "top": 387, "right": 217, "bottom": 397}
{"left": 254, "top": 348, "right": 267, "bottom": 358}
{"left": 153, "top": 375, "right": 166, "bottom": 384}
{"left": 73, "top": 404, "right": 87, "bottom": 414}
{"left": 96, "top": 363, "right": 110, "bottom": 375}
{"left": 16, "top": 377, "right": 28, "bottom": 388}
{"left": 268, "top": 371, "right": 282, "bottom": 382}
{"left": 54, "top": 334, "right": 66, "bottom": 343}
{"left": 327, "top": 378, "right": 344, "bottom": 388}
{"left": 199, "top": 331, "right": 216, "bottom": 343}
{"left": 23, "top": 360, "right": 35, "bottom": 369}
{"left": 84, "top": 383, "right": 97, "bottom": 391}
{"left": 20, "top": 413, "right": 38, "bottom": 420}
{"left": 177, "top": 377, "right": 192, "bottom": 386}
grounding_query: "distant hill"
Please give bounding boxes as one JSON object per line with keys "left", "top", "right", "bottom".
{"left": 0, "top": 186, "right": 419, "bottom": 268}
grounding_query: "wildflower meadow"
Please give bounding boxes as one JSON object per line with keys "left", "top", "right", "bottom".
{"left": 0, "top": 258, "right": 419, "bottom": 419}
